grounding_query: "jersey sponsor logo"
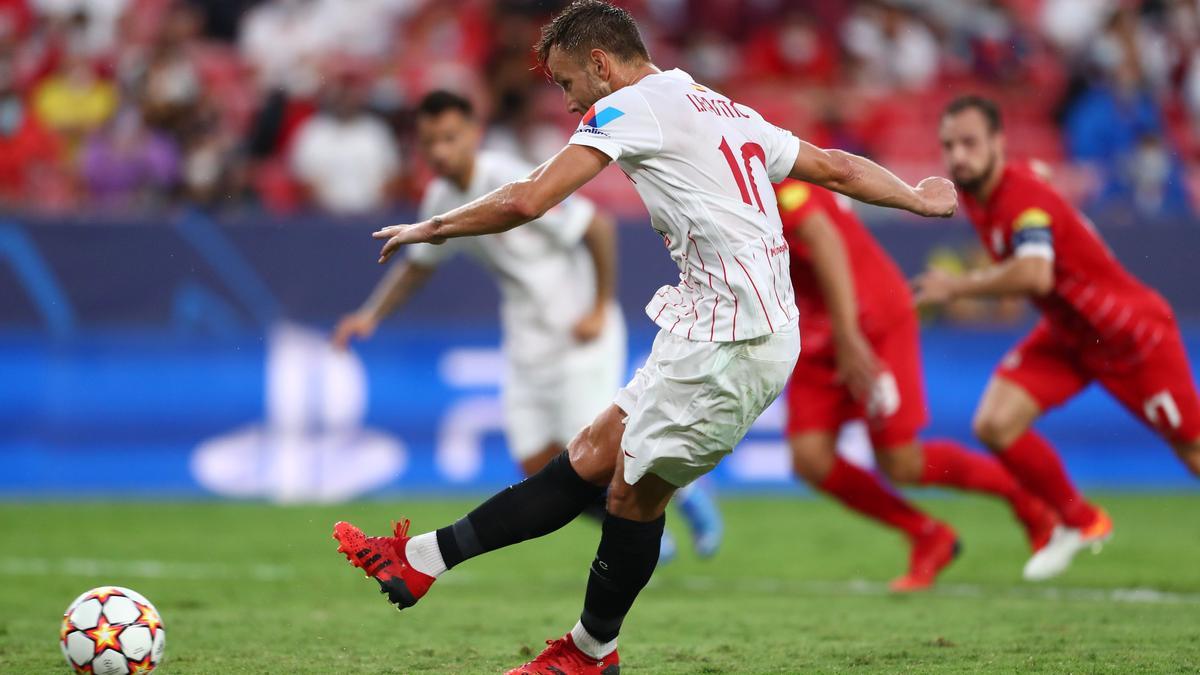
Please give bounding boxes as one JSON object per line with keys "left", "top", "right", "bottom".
{"left": 1014, "top": 207, "right": 1052, "bottom": 231}
{"left": 574, "top": 126, "right": 611, "bottom": 137}
{"left": 777, "top": 183, "right": 810, "bottom": 212}
{"left": 581, "top": 105, "right": 625, "bottom": 129}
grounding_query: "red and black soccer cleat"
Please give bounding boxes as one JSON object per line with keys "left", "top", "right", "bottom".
{"left": 890, "top": 522, "right": 961, "bottom": 592}
{"left": 506, "top": 633, "right": 620, "bottom": 675}
{"left": 332, "top": 519, "right": 435, "bottom": 610}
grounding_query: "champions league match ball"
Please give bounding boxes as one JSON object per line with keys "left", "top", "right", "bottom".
{"left": 60, "top": 586, "right": 166, "bottom": 674}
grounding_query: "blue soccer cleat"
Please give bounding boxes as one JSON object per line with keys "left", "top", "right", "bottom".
{"left": 675, "top": 481, "right": 723, "bottom": 559}
{"left": 658, "top": 528, "right": 678, "bottom": 566}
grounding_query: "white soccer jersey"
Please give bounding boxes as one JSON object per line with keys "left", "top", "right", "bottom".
{"left": 569, "top": 69, "right": 800, "bottom": 342}
{"left": 407, "top": 151, "right": 598, "bottom": 367}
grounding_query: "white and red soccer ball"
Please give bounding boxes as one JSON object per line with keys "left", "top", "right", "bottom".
{"left": 60, "top": 586, "right": 166, "bottom": 674}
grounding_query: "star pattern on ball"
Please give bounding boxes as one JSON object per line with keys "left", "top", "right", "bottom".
{"left": 136, "top": 602, "right": 163, "bottom": 637}
{"left": 89, "top": 587, "right": 123, "bottom": 603}
{"left": 85, "top": 617, "right": 122, "bottom": 655}
{"left": 60, "top": 614, "right": 75, "bottom": 642}
{"left": 128, "top": 656, "right": 155, "bottom": 674}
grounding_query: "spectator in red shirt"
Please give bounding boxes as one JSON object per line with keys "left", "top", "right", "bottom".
{"left": 0, "top": 56, "right": 62, "bottom": 205}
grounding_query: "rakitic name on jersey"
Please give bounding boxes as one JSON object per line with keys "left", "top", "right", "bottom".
{"left": 685, "top": 94, "right": 751, "bottom": 119}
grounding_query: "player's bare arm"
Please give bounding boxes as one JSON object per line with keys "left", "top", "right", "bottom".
{"left": 912, "top": 256, "right": 1053, "bottom": 307}
{"left": 794, "top": 210, "right": 880, "bottom": 401}
{"left": 373, "top": 145, "right": 611, "bottom": 263}
{"left": 332, "top": 262, "right": 436, "bottom": 349}
{"left": 790, "top": 141, "right": 957, "bottom": 218}
{"left": 574, "top": 211, "right": 618, "bottom": 342}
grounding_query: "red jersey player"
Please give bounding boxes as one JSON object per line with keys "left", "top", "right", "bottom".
{"left": 917, "top": 95, "right": 1200, "bottom": 581}
{"left": 777, "top": 179, "right": 1055, "bottom": 591}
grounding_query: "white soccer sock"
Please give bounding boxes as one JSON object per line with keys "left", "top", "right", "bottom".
{"left": 570, "top": 621, "right": 618, "bottom": 659}
{"left": 404, "top": 532, "right": 447, "bottom": 578}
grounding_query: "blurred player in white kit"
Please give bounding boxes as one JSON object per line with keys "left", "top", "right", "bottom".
{"left": 333, "top": 90, "right": 723, "bottom": 561}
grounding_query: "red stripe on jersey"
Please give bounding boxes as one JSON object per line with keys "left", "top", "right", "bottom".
{"left": 735, "top": 255, "right": 774, "bottom": 333}
{"left": 689, "top": 236, "right": 705, "bottom": 270}
{"left": 1109, "top": 306, "right": 1133, "bottom": 335}
{"left": 715, "top": 248, "right": 737, "bottom": 340}
{"left": 710, "top": 283, "right": 719, "bottom": 341}
{"left": 689, "top": 234, "right": 714, "bottom": 342}
{"left": 653, "top": 302, "right": 668, "bottom": 323}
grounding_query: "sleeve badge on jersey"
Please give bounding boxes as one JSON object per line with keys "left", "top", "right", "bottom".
{"left": 1014, "top": 207, "right": 1051, "bottom": 230}
{"left": 581, "top": 105, "right": 625, "bottom": 129}
{"left": 777, "top": 183, "right": 810, "bottom": 212}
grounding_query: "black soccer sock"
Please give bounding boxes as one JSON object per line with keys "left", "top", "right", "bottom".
{"left": 434, "top": 450, "right": 603, "bottom": 569}
{"left": 580, "top": 490, "right": 609, "bottom": 523}
{"left": 579, "top": 512, "right": 666, "bottom": 643}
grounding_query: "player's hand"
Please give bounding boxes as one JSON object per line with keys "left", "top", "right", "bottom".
{"left": 913, "top": 177, "right": 957, "bottom": 218}
{"left": 912, "top": 268, "right": 959, "bottom": 307}
{"left": 332, "top": 311, "right": 378, "bottom": 350}
{"left": 373, "top": 221, "right": 442, "bottom": 264}
{"left": 835, "top": 330, "right": 882, "bottom": 403}
{"left": 572, "top": 306, "right": 607, "bottom": 343}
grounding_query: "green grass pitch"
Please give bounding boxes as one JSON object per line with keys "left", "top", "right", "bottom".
{"left": 3, "top": 493, "right": 1199, "bottom": 673}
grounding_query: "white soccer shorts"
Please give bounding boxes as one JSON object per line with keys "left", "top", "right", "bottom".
{"left": 615, "top": 320, "right": 800, "bottom": 487}
{"left": 504, "top": 304, "right": 627, "bottom": 462}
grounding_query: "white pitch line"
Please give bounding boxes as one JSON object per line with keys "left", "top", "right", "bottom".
{"left": 6, "top": 556, "right": 1195, "bottom": 606}
{"left": 662, "top": 575, "right": 1200, "bottom": 606}
{"left": 0, "top": 557, "right": 293, "bottom": 582}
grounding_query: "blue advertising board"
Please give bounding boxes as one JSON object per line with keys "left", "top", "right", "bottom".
{"left": 1, "top": 213, "right": 1197, "bottom": 498}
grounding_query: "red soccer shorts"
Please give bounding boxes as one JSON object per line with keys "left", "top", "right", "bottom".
{"left": 997, "top": 319, "right": 1200, "bottom": 444}
{"left": 785, "top": 314, "right": 928, "bottom": 448}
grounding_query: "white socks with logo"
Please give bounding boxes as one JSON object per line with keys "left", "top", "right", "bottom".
{"left": 404, "top": 532, "right": 447, "bottom": 578}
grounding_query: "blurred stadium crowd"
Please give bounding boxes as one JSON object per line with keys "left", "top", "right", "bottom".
{"left": 0, "top": 0, "right": 1197, "bottom": 219}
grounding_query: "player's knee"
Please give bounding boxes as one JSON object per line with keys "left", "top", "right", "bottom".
{"left": 605, "top": 480, "right": 635, "bottom": 517}
{"left": 566, "top": 424, "right": 614, "bottom": 486}
{"left": 604, "top": 480, "right": 652, "bottom": 521}
{"left": 606, "top": 472, "right": 675, "bottom": 522}
{"left": 875, "top": 445, "right": 923, "bottom": 484}
{"left": 972, "top": 410, "right": 1018, "bottom": 450}
{"left": 789, "top": 436, "right": 835, "bottom": 486}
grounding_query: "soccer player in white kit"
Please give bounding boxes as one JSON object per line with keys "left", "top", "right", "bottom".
{"left": 331, "top": 3, "right": 957, "bottom": 672}
{"left": 333, "top": 91, "right": 723, "bottom": 561}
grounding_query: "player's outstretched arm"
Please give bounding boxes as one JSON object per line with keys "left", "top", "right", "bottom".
{"left": 912, "top": 257, "right": 1053, "bottom": 307}
{"left": 332, "top": 262, "right": 435, "bottom": 349}
{"left": 789, "top": 141, "right": 957, "bottom": 218}
{"left": 574, "top": 211, "right": 618, "bottom": 342}
{"left": 793, "top": 211, "right": 880, "bottom": 401}
{"left": 373, "top": 145, "right": 610, "bottom": 263}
